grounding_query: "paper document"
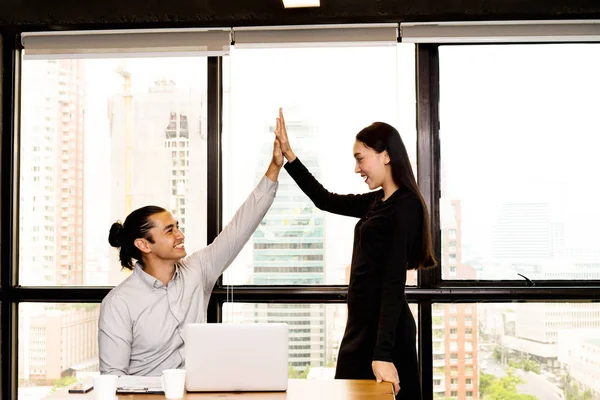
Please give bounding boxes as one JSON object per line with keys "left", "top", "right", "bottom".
{"left": 117, "top": 375, "right": 164, "bottom": 394}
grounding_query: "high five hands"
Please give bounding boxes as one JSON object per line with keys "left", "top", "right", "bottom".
{"left": 274, "top": 108, "right": 297, "bottom": 163}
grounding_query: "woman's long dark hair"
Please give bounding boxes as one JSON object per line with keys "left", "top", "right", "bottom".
{"left": 356, "top": 122, "right": 436, "bottom": 270}
{"left": 108, "top": 205, "right": 167, "bottom": 270}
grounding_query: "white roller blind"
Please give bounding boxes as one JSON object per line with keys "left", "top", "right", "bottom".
{"left": 22, "top": 28, "right": 231, "bottom": 59}
{"left": 400, "top": 20, "right": 600, "bottom": 43}
{"left": 233, "top": 24, "right": 398, "bottom": 48}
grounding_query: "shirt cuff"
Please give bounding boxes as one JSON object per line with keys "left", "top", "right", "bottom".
{"left": 372, "top": 349, "right": 394, "bottom": 363}
{"left": 283, "top": 157, "right": 303, "bottom": 174}
{"left": 259, "top": 174, "right": 279, "bottom": 194}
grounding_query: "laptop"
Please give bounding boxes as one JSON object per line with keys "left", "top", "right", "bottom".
{"left": 184, "top": 323, "right": 289, "bottom": 392}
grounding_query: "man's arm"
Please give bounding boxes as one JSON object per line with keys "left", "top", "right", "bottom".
{"left": 98, "top": 295, "right": 132, "bottom": 375}
{"left": 265, "top": 160, "right": 281, "bottom": 183}
{"left": 181, "top": 173, "right": 278, "bottom": 293}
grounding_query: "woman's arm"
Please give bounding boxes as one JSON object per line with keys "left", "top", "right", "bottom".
{"left": 285, "top": 158, "right": 376, "bottom": 218}
{"left": 275, "top": 108, "right": 374, "bottom": 218}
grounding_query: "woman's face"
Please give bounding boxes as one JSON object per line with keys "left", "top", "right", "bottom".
{"left": 353, "top": 140, "right": 388, "bottom": 190}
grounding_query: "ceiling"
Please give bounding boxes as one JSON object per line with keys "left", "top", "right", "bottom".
{"left": 1, "top": 0, "right": 600, "bottom": 31}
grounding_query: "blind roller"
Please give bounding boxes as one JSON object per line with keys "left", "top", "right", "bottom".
{"left": 400, "top": 20, "right": 600, "bottom": 43}
{"left": 22, "top": 28, "right": 231, "bottom": 59}
{"left": 233, "top": 24, "right": 398, "bottom": 48}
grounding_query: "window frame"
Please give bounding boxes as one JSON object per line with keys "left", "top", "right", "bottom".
{"left": 2, "top": 28, "right": 600, "bottom": 400}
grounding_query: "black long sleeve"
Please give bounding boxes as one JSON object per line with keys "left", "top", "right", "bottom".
{"left": 284, "top": 158, "right": 377, "bottom": 219}
{"left": 372, "top": 197, "right": 421, "bottom": 362}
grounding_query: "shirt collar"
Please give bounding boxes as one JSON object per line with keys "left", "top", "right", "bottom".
{"left": 133, "top": 262, "right": 181, "bottom": 289}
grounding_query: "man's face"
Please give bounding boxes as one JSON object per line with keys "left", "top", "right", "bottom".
{"left": 144, "top": 211, "right": 187, "bottom": 261}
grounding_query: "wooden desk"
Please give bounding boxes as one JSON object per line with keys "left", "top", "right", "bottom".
{"left": 47, "top": 379, "right": 394, "bottom": 399}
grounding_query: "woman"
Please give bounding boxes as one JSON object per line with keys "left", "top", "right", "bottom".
{"left": 98, "top": 139, "right": 283, "bottom": 376}
{"left": 274, "top": 109, "right": 435, "bottom": 399}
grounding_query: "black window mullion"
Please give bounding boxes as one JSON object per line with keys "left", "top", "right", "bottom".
{"left": 12, "top": 284, "right": 600, "bottom": 304}
{"left": 206, "top": 56, "right": 223, "bottom": 324}
{"left": 1, "top": 30, "right": 21, "bottom": 400}
{"left": 437, "top": 279, "right": 600, "bottom": 288}
{"left": 416, "top": 42, "right": 440, "bottom": 400}
{"left": 416, "top": 43, "right": 441, "bottom": 289}
{"left": 1, "top": 303, "right": 17, "bottom": 400}
{"left": 211, "top": 286, "right": 348, "bottom": 303}
{"left": 417, "top": 300, "right": 432, "bottom": 400}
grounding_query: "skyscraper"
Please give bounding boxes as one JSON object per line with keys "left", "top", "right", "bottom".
{"left": 19, "top": 58, "right": 91, "bottom": 383}
{"left": 252, "top": 121, "right": 324, "bottom": 286}
{"left": 249, "top": 120, "right": 329, "bottom": 372}
{"left": 20, "top": 59, "right": 85, "bottom": 286}
{"left": 19, "top": 305, "right": 99, "bottom": 382}
{"left": 56, "top": 60, "right": 86, "bottom": 286}
{"left": 435, "top": 199, "right": 479, "bottom": 399}
{"left": 108, "top": 77, "right": 206, "bottom": 284}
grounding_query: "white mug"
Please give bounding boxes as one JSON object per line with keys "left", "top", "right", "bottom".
{"left": 93, "top": 375, "right": 118, "bottom": 400}
{"left": 162, "top": 369, "right": 187, "bottom": 399}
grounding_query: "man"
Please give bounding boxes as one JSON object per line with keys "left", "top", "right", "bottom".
{"left": 99, "top": 139, "right": 283, "bottom": 376}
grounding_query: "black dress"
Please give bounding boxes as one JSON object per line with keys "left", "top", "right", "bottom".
{"left": 284, "top": 158, "right": 423, "bottom": 400}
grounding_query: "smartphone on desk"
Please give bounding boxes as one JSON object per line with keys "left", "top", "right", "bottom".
{"left": 68, "top": 383, "right": 94, "bottom": 394}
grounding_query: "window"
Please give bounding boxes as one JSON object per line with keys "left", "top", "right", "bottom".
{"left": 449, "top": 253, "right": 456, "bottom": 265}
{"left": 5, "top": 24, "right": 600, "bottom": 400}
{"left": 433, "top": 302, "right": 600, "bottom": 398}
{"left": 222, "top": 43, "right": 417, "bottom": 286}
{"left": 440, "top": 44, "right": 600, "bottom": 281}
{"left": 18, "top": 303, "right": 100, "bottom": 398}
{"left": 19, "top": 57, "right": 208, "bottom": 286}
{"left": 14, "top": 29, "right": 223, "bottom": 394}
